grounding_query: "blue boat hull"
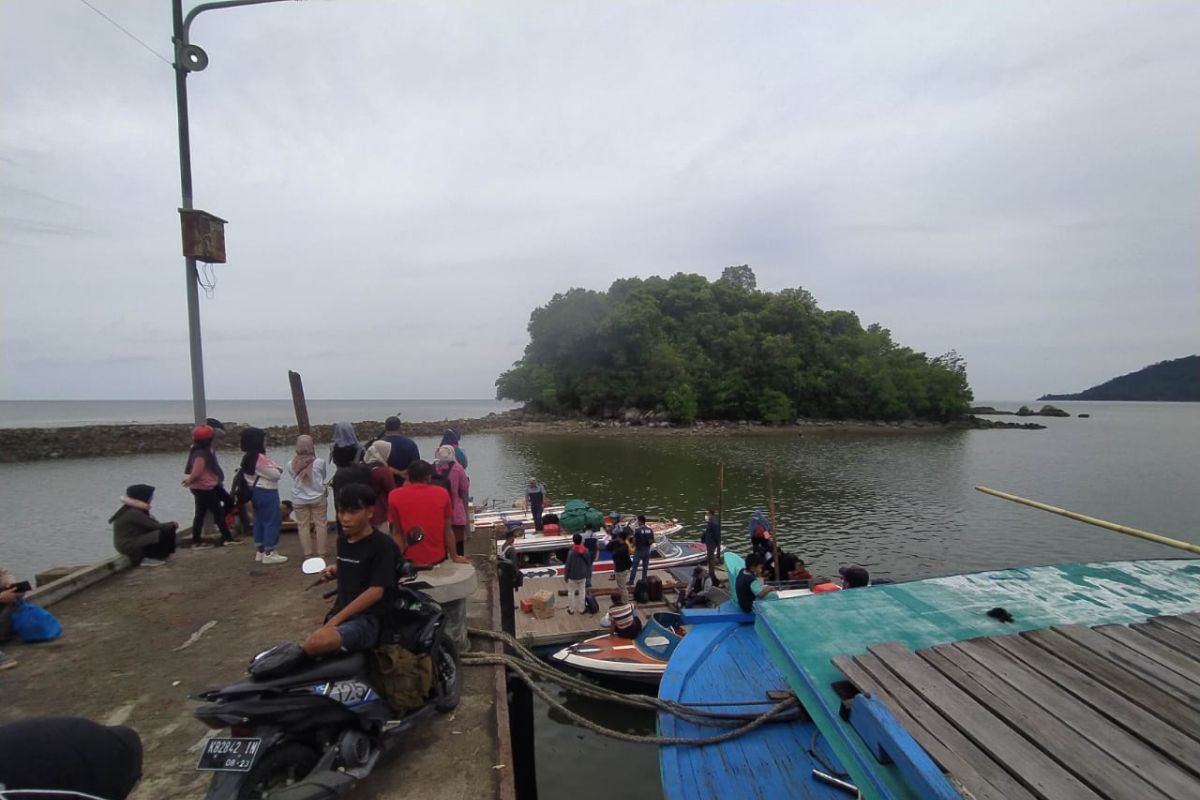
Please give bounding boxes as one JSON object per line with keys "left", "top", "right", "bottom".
{"left": 657, "top": 619, "right": 853, "bottom": 800}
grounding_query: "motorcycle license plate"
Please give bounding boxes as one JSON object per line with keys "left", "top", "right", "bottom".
{"left": 196, "top": 737, "right": 263, "bottom": 772}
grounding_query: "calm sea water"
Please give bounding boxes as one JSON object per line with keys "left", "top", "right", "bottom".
{"left": 0, "top": 398, "right": 517, "bottom": 428}
{"left": 1, "top": 400, "right": 1196, "bottom": 799}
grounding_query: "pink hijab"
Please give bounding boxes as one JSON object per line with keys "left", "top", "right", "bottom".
{"left": 291, "top": 435, "right": 317, "bottom": 485}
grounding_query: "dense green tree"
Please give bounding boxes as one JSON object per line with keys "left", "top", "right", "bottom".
{"left": 495, "top": 270, "right": 974, "bottom": 422}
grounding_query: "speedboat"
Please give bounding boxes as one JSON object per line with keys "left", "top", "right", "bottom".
{"left": 510, "top": 532, "right": 712, "bottom": 578}
{"left": 473, "top": 504, "right": 566, "bottom": 530}
{"left": 551, "top": 612, "right": 686, "bottom": 683}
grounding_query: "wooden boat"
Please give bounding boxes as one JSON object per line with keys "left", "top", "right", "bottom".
{"left": 659, "top": 557, "right": 1200, "bottom": 799}
{"left": 510, "top": 535, "right": 714, "bottom": 579}
{"left": 550, "top": 612, "right": 686, "bottom": 683}
{"left": 498, "top": 516, "right": 683, "bottom": 554}
{"left": 473, "top": 504, "right": 566, "bottom": 530}
{"left": 475, "top": 504, "right": 682, "bottom": 540}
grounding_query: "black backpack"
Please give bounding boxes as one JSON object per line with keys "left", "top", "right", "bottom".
{"left": 231, "top": 468, "right": 257, "bottom": 506}
{"left": 634, "top": 579, "right": 650, "bottom": 605}
{"left": 583, "top": 592, "right": 599, "bottom": 614}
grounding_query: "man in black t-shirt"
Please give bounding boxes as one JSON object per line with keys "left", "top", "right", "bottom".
{"left": 382, "top": 415, "right": 420, "bottom": 486}
{"left": 735, "top": 553, "right": 777, "bottom": 613}
{"left": 302, "top": 484, "right": 397, "bottom": 655}
{"left": 607, "top": 529, "right": 632, "bottom": 603}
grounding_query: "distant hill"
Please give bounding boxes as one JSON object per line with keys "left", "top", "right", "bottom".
{"left": 1039, "top": 356, "right": 1200, "bottom": 402}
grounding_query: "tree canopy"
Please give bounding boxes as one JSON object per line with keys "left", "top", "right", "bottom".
{"left": 496, "top": 268, "right": 974, "bottom": 423}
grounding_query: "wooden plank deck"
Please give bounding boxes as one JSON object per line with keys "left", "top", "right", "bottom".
{"left": 512, "top": 567, "right": 685, "bottom": 647}
{"left": 834, "top": 616, "right": 1200, "bottom": 800}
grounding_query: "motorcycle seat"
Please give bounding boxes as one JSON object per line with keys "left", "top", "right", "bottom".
{"left": 223, "top": 652, "right": 369, "bottom": 694}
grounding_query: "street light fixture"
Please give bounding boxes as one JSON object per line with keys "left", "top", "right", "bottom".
{"left": 172, "top": 0, "right": 300, "bottom": 423}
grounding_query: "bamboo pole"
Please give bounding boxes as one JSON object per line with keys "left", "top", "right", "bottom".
{"left": 975, "top": 485, "right": 1200, "bottom": 556}
{"left": 766, "top": 468, "right": 783, "bottom": 581}
{"left": 711, "top": 462, "right": 725, "bottom": 580}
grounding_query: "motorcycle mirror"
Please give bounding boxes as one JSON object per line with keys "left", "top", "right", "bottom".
{"left": 301, "top": 556, "right": 327, "bottom": 575}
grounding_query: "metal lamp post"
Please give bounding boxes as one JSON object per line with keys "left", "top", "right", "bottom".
{"left": 172, "top": 0, "right": 299, "bottom": 424}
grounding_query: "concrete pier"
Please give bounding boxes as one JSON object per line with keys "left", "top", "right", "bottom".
{"left": 0, "top": 534, "right": 514, "bottom": 800}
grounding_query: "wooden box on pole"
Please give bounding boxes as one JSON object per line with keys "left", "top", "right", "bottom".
{"left": 179, "top": 208, "right": 228, "bottom": 263}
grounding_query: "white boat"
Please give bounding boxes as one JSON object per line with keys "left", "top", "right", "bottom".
{"left": 551, "top": 612, "right": 687, "bottom": 684}
{"left": 508, "top": 532, "right": 714, "bottom": 579}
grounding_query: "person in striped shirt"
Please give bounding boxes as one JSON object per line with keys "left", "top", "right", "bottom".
{"left": 601, "top": 592, "right": 643, "bottom": 639}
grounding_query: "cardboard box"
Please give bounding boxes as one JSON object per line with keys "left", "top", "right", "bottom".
{"left": 520, "top": 598, "right": 534, "bottom": 614}
{"left": 531, "top": 590, "right": 556, "bottom": 619}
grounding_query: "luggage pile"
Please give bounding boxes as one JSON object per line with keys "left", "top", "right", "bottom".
{"left": 559, "top": 499, "right": 605, "bottom": 534}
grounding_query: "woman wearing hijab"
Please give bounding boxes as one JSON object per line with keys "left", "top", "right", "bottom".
{"left": 286, "top": 434, "right": 329, "bottom": 560}
{"left": 433, "top": 444, "right": 471, "bottom": 555}
{"left": 240, "top": 427, "right": 287, "bottom": 565}
{"left": 363, "top": 439, "right": 397, "bottom": 529}
{"left": 182, "top": 425, "right": 234, "bottom": 548}
{"left": 329, "top": 421, "right": 363, "bottom": 468}
{"left": 439, "top": 428, "right": 468, "bottom": 469}
{"left": 110, "top": 484, "right": 179, "bottom": 567}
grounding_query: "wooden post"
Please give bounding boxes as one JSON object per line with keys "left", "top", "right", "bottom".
{"left": 288, "top": 370, "right": 311, "bottom": 435}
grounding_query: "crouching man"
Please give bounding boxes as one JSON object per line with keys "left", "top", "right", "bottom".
{"left": 302, "top": 483, "right": 397, "bottom": 656}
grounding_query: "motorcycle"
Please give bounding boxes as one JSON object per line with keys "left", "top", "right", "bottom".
{"left": 192, "top": 557, "right": 461, "bottom": 800}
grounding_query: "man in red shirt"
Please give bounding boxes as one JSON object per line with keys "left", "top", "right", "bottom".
{"left": 387, "top": 460, "right": 468, "bottom": 566}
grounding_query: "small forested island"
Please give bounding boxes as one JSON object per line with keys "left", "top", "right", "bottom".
{"left": 1039, "top": 356, "right": 1200, "bottom": 402}
{"left": 495, "top": 266, "right": 973, "bottom": 423}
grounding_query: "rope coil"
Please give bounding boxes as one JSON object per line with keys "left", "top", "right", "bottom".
{"left": 465, "top": 626, "right": 804, "bottom": 746}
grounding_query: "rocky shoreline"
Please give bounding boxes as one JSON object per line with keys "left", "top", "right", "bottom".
{"left": 0, "top": 409, "right": 1042, "bottom": 463}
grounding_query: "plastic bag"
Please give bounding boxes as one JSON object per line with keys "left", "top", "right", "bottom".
{"left": 12, "top": 600, "right": 63, "bottom": 643}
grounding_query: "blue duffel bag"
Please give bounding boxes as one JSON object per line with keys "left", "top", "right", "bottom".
{"left": 11, "top": 599, "right": 63, "bottom": 642}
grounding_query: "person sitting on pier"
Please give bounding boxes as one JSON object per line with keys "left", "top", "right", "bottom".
{"left": 302, "top": 484, "right": 398, "bottom": 656}
{"left": 680, "top": 566, "right": 715, "bottom": 608}
{"left": 109, "top": 484, "right": 179, "bottom": 568}
{"left": 0, "top": 562, "right": 25, "bottom": 670}
{"left": 735, "top": 553, "right": 778, "bottom": 613}
{"left": 602, "top": 592, "right": 643, "bottom": 639}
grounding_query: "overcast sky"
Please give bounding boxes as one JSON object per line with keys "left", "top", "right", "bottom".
{"left": 1, "top": 1, "right": 1197, "bottom": 402}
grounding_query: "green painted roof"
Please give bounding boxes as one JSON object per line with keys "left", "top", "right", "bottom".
{"left": 754, "top": 558, "right": 1200, "bottom": 799}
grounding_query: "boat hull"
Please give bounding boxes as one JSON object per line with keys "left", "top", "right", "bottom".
{"left": 518, "top": 540, "right": 714, "bottom": 578}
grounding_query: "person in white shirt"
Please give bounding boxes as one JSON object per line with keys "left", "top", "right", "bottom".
{"left": 286, "top": 434, "right": 329, "bottom": 560}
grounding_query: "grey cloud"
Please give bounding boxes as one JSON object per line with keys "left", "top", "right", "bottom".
{"left": 1, "top": 1, "right": 1198, "bottom": 402}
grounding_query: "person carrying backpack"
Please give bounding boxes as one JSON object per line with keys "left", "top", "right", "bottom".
{"left": 432, "top": 445, "right": 471, "bottom": 556}
{"left": 629, "top": 515, "right": 654, "bottom": 587}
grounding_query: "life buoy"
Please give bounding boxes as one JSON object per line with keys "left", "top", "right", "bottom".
{"left": 811, "top": 582, "right": 842, "bottom": 594}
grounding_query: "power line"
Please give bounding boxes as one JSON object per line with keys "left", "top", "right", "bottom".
{"left": 75, "top": 0, "right": 174, "bottom": 68}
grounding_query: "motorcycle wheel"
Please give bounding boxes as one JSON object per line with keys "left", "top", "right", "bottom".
{"left": 233, "top": 741, "right": 319, "bottom": 800}
{"left": 434, "top": 634, "right": 461, "bottom": 713}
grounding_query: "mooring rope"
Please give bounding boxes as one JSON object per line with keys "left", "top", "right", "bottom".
{"left": 464, "top": 626, "right": 804, "bottom": 745}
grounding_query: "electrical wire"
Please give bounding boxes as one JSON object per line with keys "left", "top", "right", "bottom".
{"left": 198, "top": 261, "right": 218, "bottom": 299}
{"left": 74, "top": 0, "right": 174, "bottom": 67}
